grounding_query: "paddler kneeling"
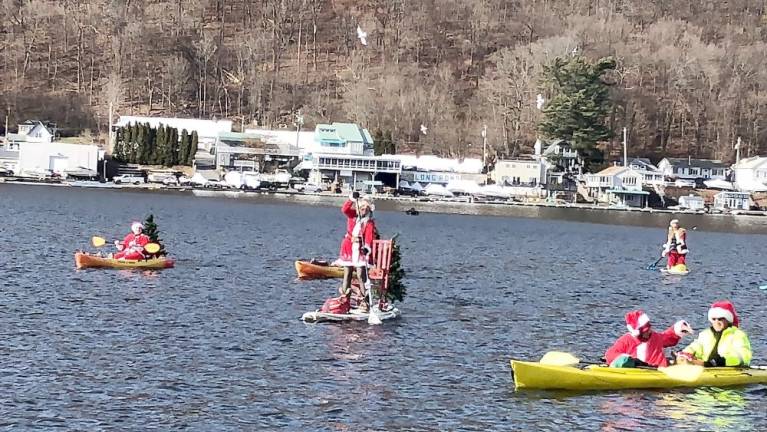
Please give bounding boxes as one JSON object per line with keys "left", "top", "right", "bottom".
{"left": 113, "top": 221, "right": 150, "bottom": 260}
{"left": 676, "top": 300, "right": 752, "bottom": 367}
{"left": 605, "top": 310, "right": 693, "bottom": 368}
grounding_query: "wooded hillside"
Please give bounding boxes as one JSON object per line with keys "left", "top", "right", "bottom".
{"left": 1, "top": 0, "right": 766, "bottom": 162}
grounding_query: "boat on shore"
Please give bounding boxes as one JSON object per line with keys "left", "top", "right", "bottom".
{"left": 294, "top": 260, "right": 345, "bottom": 279}
{"left": 510, "top": 360, "right": 767, "bottom": 391}
{"left": 74, "top": 252, "right": 175, "bottom": 270}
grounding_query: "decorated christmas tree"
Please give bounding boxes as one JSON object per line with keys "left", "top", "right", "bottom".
{"left": 143, "top": 214, "right": 166, "bottom": 256}
{"left": 382, "top": 237, "right": 406, "bottom": 303}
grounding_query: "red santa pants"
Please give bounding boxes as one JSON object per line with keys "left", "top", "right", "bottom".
{"left": 115, "top": 250, "right": 145, "bottom": 260}
{"left": 667, "top": 251, "right": 686, "bottom": 267}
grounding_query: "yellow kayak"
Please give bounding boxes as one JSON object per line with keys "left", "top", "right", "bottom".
{"left": 510, "top": 360, "right": 767, "bottom": 391}
{"left": 75, "top": 252, "right": 175, "bottom": 270}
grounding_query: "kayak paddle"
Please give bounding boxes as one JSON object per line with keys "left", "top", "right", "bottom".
{"left": 645, "top": 256, "right": 664, "bottom": 270}
{"left": 657, "top": 364, "right": 704, "bottom": 382}
{"left": 92, "top": 236, "right": 161, "bottom": 254}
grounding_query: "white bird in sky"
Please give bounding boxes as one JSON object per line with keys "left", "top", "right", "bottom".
{"left": 536, "top": 94, "right": 545, "bottom": 110}
{"left": 420, "top": 124, "right": 428, "bottom": 135}
{"left": 356, "top": 25, "right": 368, "bottom": 46}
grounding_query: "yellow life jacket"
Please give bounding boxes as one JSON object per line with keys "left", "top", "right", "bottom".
{"left": 683, "top": 326, "right": 752, "bottom": 366}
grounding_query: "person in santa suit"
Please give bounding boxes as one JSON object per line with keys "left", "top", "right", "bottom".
{"left": 676, "top": 300, "right": 752, "bottom": 367}
{"left": 605, "top": 310, "right": 693, "bottom": 368}
{"left": 336, "top": 192, "right": 377, "bottom": 312}
{"left": 662, "top": 219, "right": 688, "bottom": 269}
{"left": 113, "top": 221, "right": 151, "bottom": 260}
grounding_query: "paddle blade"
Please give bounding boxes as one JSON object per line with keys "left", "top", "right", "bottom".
{"left": 658, "top": 364, "right": 704, "bottom": 382}
{"left": 92, "top": 236, "right": 107, "bottom": 247}
{"left": 144, "top": 243, "right": 161, "bottom": 254}
{"left": 540, "top": 351, "right": 580, "bottom": 367}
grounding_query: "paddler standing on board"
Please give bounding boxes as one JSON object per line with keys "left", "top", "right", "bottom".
{"left": 337, "top": 191, "right": 377, "bottom": 312}
{"left": 662, "top": 219, "right": 688, "bottom": 271}
{"left": 605, "top": 310, "right": 693, "bottom": 368}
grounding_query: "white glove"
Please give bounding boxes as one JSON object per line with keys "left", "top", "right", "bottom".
{"left": 674, "top": 320, "right": 693, "bottom": 337}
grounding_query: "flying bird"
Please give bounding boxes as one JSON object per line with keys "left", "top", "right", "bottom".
{"left": 420, "top": 124, "right": 428, "bottom": 135}
{"left": 356, "top": 25, "right": 368, "bottom": 46}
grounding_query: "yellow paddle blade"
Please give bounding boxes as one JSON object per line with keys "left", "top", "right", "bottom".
{"left": 91, "top": 236, "right": 107, "bottom": 247}
{"left": 658, "top": 364, "right": 704, "bottom": 382}
{"left": 144, "top": 243, "right": 161, "bottom": 254}
{"left": 540, "top": 351, "right": 581, "bottom": 367}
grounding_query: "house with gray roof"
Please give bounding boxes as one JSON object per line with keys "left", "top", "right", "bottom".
{"left": 657, "top": 157, "right": 728, "bottom": 180}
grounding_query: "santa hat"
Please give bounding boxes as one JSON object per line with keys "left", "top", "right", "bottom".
{"left": 131, "top": 221, "right": 144, "bottom": 232}
{"left": 669, "top": 219, "right": 679, "bottom": 226}
{"left": 625, "top": 310, "right": 651, "bottom": 337}
{"left": 708, "top": 300, "right": 739, "bottom": 327}
{"left": 359, "top": 196, "right": 375, "bottom": 212}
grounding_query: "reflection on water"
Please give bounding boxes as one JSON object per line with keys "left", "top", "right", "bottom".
{"left": 1, "top": 183, "right": 766, "bottom": 429}
{"left": 655, "top": 388, "right": 750, "bottom": 431}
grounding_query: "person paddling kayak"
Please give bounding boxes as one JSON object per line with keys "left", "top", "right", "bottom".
{"left": 662, "top": 219, "right": 688, "bottom": 270}
{"left": 605, "top": 310, "right": 693, "bottom": 368}
{"left": 113, "top": 221, "right": 150, "bottom": 260}
{"left": 676, "top": 300, "right": 752, "bottom": 367}
{"left": 336, "top": 192, "right": 377, "bottom": 312}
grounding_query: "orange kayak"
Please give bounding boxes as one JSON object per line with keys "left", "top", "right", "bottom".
{"left": 294, "top": 260, "right": 346, "bottom": 279}
{"left": 75, "top": 252, "right": 175, "bottom": 270}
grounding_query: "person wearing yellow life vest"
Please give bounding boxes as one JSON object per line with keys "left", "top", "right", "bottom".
{"left": 676, "top": 300, "right": 752, "bottom": 367}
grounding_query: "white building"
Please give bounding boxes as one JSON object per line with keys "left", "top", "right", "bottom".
{"left": 584, "top": 165, "right": 649, "bottom": 207}
{"left": 491, "top": 158, "right": 546, "bottom": 186}
{"left": 244, "top": 128, "right": 316, "bottom": 152}
{"left": 18, "top": 142, "right": 103, "bottom": 177}
{"left": 713, "top": 191, "right": 751, "bottom": 211}
{"left": 732, "top": 156, "right": 767, "bottom": 192}
{"left": 678, "top": 194, "right": 705, "bottom": 210}
{"left": 657, "top": 157, "right": 728, "bottom": 180}
{"left": 5, "top": 120, "right": 56, "bottom": 150}
{"left": 113, "top": 116, "right": 232, "bottom": 151}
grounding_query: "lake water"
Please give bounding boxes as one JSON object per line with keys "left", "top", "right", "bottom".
{"left": 1, "top": 183, "right": 766, "bottom": 430}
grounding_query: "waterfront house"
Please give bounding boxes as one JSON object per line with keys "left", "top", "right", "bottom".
{"left": 584, "top": 165, "right": 649, "bottom": 207}
{"left": 628, "top": 158, "right": 659, "bottom": 172}
{"left": 657, "top": 157, "right": 728, "bottom": 180}
{"left": 294, "top": 123, "right": 401, "bottom": 190}
{"left": 713, "top": 191, "right": 751, "bottom": 211}
{"left": 732, "top": 156, "right": 767, "bottom": 192}
{"left": 4, "top": 120, "right": 56, "bottom": 150}
{"left": 491, "top": 157, "right": 546, "bottom": 186}
{"left": 678, "top": 194, "right": 705, "bottom": 210}
{"left": 542, "top": 139, "right": 580, "bottom": 172}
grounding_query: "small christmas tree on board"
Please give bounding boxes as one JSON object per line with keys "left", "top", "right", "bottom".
{"left": 143, "top": 214, "right": 166, "bottom": 256}
{"left": 383, "top": 237, "right": 406, "bottom": 303}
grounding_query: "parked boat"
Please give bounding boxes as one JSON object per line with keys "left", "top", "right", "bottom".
{"left": 74, "top": 252, "right": 175, "bottom": 270}
{"left": 510, "top": 360, "right": 767, "bottom": 391}
{"left": 294, "top": 260, "right": 345, "bottom": 279}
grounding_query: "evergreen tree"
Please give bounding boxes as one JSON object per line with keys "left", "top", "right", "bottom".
{"left": 132, "top": 123, "right": 145, "bottom": 163}
{"left": 143, "top": 123, "right": 156, "bottom": 164}
{"left": 155, "top": 124, "right": 166, "bottom": 165}
{"left": 380, "top": 237, "right": 406, "bottom": 304}
{"left": 143, "top": 214, "right": 166, "bottom": 256}
{"left": 187, "top": 131, "right": 198, "bottom": 165}
{"left": 179, "top": 129, "right": 190, "bottom": 165}
{"left": 167, "top": 127, "right": 179, "bottom": 166}
{"left": 538, "top": 56, "right": 616, "bottom": 170}
{"left": 383, "top": 130, "right": 395, "bottom": 154}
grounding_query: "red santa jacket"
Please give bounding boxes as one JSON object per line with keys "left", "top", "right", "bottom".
{"left": 119, "top": 233, "right": 150, "bottom": 252}
{"left": 604, "top": 326, "right": 682, "bottom": 367}
{"left": 338, "top": 200, "right": 376, "bottom": 264}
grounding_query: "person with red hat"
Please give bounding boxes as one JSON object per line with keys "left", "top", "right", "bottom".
{"left": 605, "top": 310, "right": 693, "bottom": 368}
{"left": 662, "top": 219, "right": 688, "bottom": 269}
{"left": 113, "top": 221, "right": 150, "bottom": 260}
{"left": 676, "top": 300, "right": 752, "bottom": 367}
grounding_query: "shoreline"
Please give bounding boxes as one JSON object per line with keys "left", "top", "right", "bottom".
{"left": 4, "top": 177, "right": 767, "bottom": 220}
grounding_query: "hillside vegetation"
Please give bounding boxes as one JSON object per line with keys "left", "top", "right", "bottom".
{"left": 2, "top": 0, "right": 766, "bottom": 162}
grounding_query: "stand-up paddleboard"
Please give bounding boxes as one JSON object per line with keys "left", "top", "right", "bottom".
{"left": 661, "top": 266, "right": 690, "bottom": 276}
{"left": 301, "top": 305, "right": 401, "bottom": 323}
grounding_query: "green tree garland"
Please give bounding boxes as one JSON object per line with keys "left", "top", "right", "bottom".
{"left": 143, "top": 214, "right": 166, "bottom": 256}
{"left": 381, "top": 237, "right": 406, "bottom": 303}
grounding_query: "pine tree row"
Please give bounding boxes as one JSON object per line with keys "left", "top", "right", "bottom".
{"left": 113, "top": 123, "right": 198, "bottom": 166}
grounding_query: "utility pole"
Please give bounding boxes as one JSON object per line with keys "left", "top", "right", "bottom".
{"left": 735, "top": 136, "right": 741, "bottom": 165}
{"left": 108, "top": 102, "right": 114, "bottom": 151}
{"left": 295, "top": 111, "right": 304, "bottom": 153}
{"left": 623, "top": 127, "right": 628, "bottom": 167}
{"left": 4, "top": 107, "right": 8, "bottom": 149}
{"left": 481, "top": 124, "right": 487, "bottom": 172}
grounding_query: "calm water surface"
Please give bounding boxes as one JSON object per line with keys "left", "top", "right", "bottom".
{"left": 1, "top": 184, "right": 766, "bottom": 431}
